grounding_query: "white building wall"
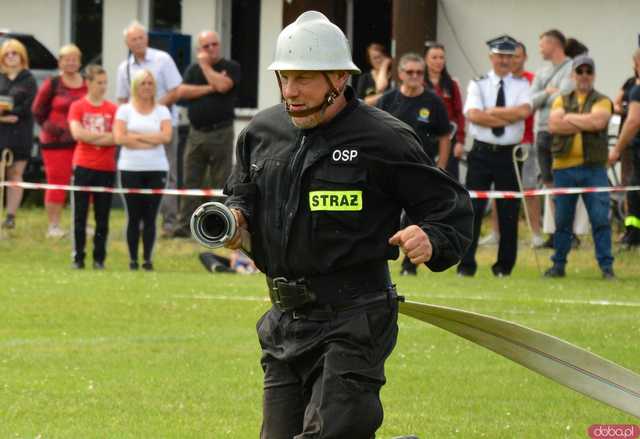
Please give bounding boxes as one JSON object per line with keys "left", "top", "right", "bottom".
{"left": 1, "top": 0, "right": 64, "bottom": 56}
{"left": 258, "top": 0, "right": 283, "bottom": 111}
{"left": 103, "top": 0, "right": 144, "bottom": 100}
{"left": 438, "top": 0, "right": 640, "bottom": 103}
{"left": 182, "top": 0, "right": 219, "bottom": 56}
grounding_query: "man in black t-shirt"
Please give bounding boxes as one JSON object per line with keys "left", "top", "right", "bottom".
{"left": 610, "top": 84, "right": 640, "bottom": 248}
{"left": 377, "top": 52, "right": 451, "bottom": 275}
{"left": 171, "top": 30, "right": 242, "bottom": 237}
{"left": 377, "top": 52, "right": 451, "bottom": 168}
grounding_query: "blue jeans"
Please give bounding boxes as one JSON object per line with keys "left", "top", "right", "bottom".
{"left": 551, "top": 165, "right": 613, "bottom": 270}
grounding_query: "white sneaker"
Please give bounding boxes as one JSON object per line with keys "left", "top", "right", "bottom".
{"left": 531, "top": 234, "right": 545, "bottom": 248}
{"left": 478, "top": 232, "right": 499, "bottom": 246}
{"left": 46, "top": 225, "right": 67, "bottom": 238}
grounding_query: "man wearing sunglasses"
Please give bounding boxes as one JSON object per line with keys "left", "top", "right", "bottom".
{"left": 170, "top": 30, "right": 241, "bottom": 238}
{"left": 546, "top": 55, "right": 614, "bottom": 279}
{"left": 377, "top": 52, "right": 451, "bottom": 169}
{"left": 377, "top": 52, "right": 451, "bottom": 276}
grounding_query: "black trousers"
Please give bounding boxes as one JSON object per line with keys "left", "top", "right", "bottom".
{"left": 71, "top": 166, "right": 115, "bottom": 264}
{"left": 258, "top": 291, "right": 398, "bottom": 439}
{"left": 626, "top": 146, "right": 640, "bottom": 240}
{"left": 119, "top": 170, "right": 167, "bottom": 263}
{"left": 459, "top": 141, "right": 522, "bottom": 275}
{"left": 175, "top": 124, "right": 234, "bottom": 232}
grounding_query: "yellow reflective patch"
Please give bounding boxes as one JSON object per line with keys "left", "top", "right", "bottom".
{"left": 309, "top": 190, "right": 363, "bottom": 211}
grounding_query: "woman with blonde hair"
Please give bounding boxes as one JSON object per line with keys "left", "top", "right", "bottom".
{"left": 32, "top": 43, "right": 87, "bottom": 237}
{"left": 113, "top": 69, "right": 172, "bottom": 271}
{"left": 0, "top": 39, "right": 37, "bottom": 230}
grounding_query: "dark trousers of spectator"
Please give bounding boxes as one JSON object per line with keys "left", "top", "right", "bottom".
{"left": 624, "top": 146, "right": 640, "bottom": 242}
{"left": 458, "top": 141, "right": 522, "bottom": 276}
{"left": 71, "top": 166, "right": 115, "bottom": 264}
{"left": 536, "top": 130, "right": 554, "bottom": 185}
{"left": 446, "top": 154, "right": 460, "bottom": 181}
{"left": 551, "top": 165, "right": 613, "bottom": 270}
{"left": 119, "top": 170, "right": 167, "bottom": 263}
{"left": 174, "top": 124, "right": 234, "bottom": 233}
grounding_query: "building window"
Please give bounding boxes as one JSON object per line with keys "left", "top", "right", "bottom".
{"left": 71, "top": 0, "right": 103, "bottom": 66}
{"left": 151, "top": 0, "right": 182, "bottom": 32}
{"left": 147, "top": 0, "right": 190, "bottom": 74}
{"left": 231, "top": 0, "right": 260, "bottom": 108}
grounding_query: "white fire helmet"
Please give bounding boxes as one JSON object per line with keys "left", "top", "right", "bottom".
{"left": 268, "top": 10, "right": 361, "bottom": 74}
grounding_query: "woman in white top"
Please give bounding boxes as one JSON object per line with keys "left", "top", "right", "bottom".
{"left": 113, "top": 69, "right": 172, "bottom": 271}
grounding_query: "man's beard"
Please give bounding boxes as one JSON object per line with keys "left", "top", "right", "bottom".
{"left": 289, "top": 106, "right": 327, "bottom": 129}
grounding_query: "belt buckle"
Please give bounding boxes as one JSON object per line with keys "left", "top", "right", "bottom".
{"left": 271, "top": 276, "right": 287, "bottom": 289}
{"left": 270, "top": 276, "right": 287, "bottom": 308}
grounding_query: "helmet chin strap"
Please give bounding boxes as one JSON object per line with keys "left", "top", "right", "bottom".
{"left": 275, "top": 72, "right": 342, "bottom": 118}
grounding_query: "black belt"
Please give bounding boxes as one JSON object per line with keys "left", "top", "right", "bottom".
{"left": 474, "top": 140, "right": 517, "bottom": 152}
{"left": 266, "top": 261, "right": 392, "bottom": 312}
{"left": 194, "top": 120, "right": 233, "bottom": 132}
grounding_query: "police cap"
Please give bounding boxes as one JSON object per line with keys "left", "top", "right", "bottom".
{"left": 486, "top": 35, "right": 517, "bottom": 55}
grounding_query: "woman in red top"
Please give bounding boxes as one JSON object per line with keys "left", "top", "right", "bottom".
{"left": 32, "top": 44, "right": 87, "bottom": 238}
{"left": 68, "top": 65, "right": 117, "bottom": 269}
{"left": 424, "top": 41, "right": 465, "bottom": 181}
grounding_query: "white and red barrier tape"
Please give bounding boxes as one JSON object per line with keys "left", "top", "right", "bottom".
{"left": 1, "top": 181, "right": 639, "bottom": 199}
{"left": 468, "top": 185, "right": 640, "bottom": 199}
{"left": 0, "top": 181, "right": 225, "bottom": 197}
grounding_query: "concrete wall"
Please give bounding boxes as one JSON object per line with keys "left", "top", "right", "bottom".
{"left": 438, "top": 0, "right": 640, "bottom": 102}
{"left": 8, "top": 0, "right": 639, "bottom": 106}
{"left": 2, "top": 0, "right": 65, "bottom": 56}
{"left": 103, "top": 0, "right": 141, "bottom": 100}
{"left": 182, "top": 0, "right": 219, "bottom": 55}
{"left": 258, "top": 0, "right": 284, "bottom": 111}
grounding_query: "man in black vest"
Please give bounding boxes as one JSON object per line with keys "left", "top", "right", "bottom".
{"left": 546, "top": 55, "right": 614, "bottom": 278}
{"left": 171, "top": 30, "right": 241, "bottom": 237}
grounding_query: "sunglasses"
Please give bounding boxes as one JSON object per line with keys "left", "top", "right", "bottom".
{"left": 575, "top": 67, "right": 593, "bottom": 75}
{"left": 424, "top": 41, "right": 444, "bottom": 50}
{"left": 201, "top": 42, "right": 219, "bottom": 49}
{"left": 403, "top": 70, "right": 424, "bottom": 76}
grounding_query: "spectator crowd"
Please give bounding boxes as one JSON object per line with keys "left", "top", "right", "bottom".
{"left": 1, "top": 21, "right": 638, "bottom": 278}
{"left": 357, "top": 29, "right": 640, "bottom": 280}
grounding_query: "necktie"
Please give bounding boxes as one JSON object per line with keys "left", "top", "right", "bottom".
{"left": 492, "top": 79, "right": 505, "bottom": 137}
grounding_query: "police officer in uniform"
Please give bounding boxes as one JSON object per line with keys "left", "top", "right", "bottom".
{"left": 458, "top": 35, "right": 532, "bottom": 277}
{"left": 223, "top": 11, "right": 473, "bottom": 439}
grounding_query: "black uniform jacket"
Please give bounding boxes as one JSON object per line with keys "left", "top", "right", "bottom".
{"left": 0, "top": 69, "right": 37, "bottom": 151}
{"left": 225, "top": 86, "right": 473, "bottom": 279}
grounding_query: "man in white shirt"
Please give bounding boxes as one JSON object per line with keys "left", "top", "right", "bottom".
{"left": 116, "top": 21, "right": 182, "bottom": 235}
{"left": 458, "top": 35, "right": 532, "bottom": 277}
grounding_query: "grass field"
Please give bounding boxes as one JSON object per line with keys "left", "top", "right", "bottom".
{"left": 1, "top": 206, "right": 638, "bottom": 438}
